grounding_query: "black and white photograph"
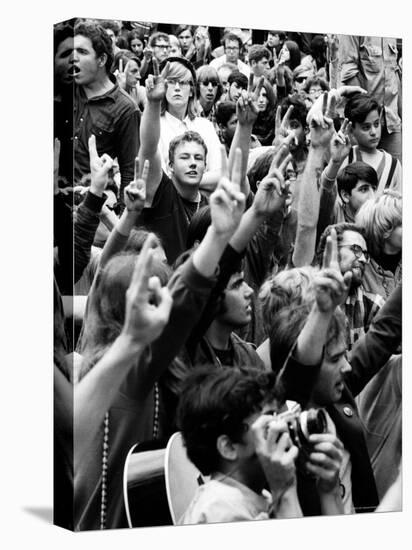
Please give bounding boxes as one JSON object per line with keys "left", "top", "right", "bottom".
{"left": 3, "top": 1, "right": 409, "bottom": 549}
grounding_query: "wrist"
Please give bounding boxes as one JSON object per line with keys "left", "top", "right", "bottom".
{"left": 116, "top": 332, "right": 147, "bottom": 355}
{"left": 208, "top": 223, "right": 233, "bottom": 243}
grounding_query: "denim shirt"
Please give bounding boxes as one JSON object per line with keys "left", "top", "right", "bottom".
{"left": 56, "top": 80, "right": 140, "bottom": 197}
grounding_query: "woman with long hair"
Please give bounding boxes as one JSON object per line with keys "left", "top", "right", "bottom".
{"left": 252, "top": 78, "right": 277, "bottom": 146}
{"left": 158, "top": 57, "right": 223, "bottom": 190}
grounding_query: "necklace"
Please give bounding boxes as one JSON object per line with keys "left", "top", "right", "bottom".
{"left": 184, "top": 191, "right": 202, "bottom": 224}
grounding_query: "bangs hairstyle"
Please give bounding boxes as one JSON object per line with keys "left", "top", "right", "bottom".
{"left": 355, "top": 190, "right": 402, "bottom": 258}
{"left": 177, "top": 365, "right": 278, "bottom": 475}
{"left": 74, "top": 20, "right": 114, "bottom": 73}
{"left": 168, "top": 130, "right": 208, "bottom": 165}
{"left": 79, "top": 252, "right": 171, "bottom": 379}
{"left": 344, "top": 93, "right": 381, "bottom": 124}
{"left": 337, "top": 161, "right": 378, "bottom": 199}
{"left": 161, "top": 60, "right": 198, "bottom": 119}
{"left": 259, "top": 266, "right": 317, "bottom": 335}
{"left": 196, "top": 65, "right": 223, "bottom": 102}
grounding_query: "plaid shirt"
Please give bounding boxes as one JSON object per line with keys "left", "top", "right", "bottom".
{"left": 344, "top": 286, "right": 385, "bottom": 352}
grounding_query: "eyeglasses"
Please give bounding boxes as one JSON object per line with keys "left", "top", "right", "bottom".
{"left": 339, "top": 244, "right": 370, "bottom": 262}
{"left": 154, "top": 44, "right": 170, "bottom": 50}
{"left": 166, "top": 78, "right": 192, "bottom": 87}
{"left": 225, "top": 46, "right": 239, "bottom": 52}
{"left": 201, "top": 80, "right": 219, "bottom": 87}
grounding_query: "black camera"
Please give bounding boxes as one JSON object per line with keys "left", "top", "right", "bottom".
{"left": 277, "top": 406, "right": 328, "bottom": 474}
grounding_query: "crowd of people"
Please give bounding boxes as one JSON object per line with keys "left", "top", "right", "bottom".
{"left": 53, "top": 18, "right": 402, "bottom": 531}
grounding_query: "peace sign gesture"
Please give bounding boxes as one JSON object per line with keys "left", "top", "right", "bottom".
{"left": 123, "top": 158, "right": 149, "bottom": 211}
{"left": 122, "top": 234, "right": 172, "bottom": 346}
{"left": 210, "top": 146, "right": 246, "bottom": 238}
{"left": 330, "top": 118, "right": 352, "bottom": 164}
{"left": 273, "top": 105, "right": 298, "bottom": 149}
{"left": 145, "top": 59, "right": 170, "bottom": 103}
{"left": 314, "top": 228, "right": 352, "bottom": 312}
{"left": 88, "top": 134, "right": 114, "bottom": 195}
{"left": 236, "top": 74, "right": 264, "bottom": 126}
{"left": 307, "top": 92, "right": 336, "bottom": 149}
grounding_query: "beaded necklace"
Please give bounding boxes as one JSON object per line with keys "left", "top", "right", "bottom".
{"left": 99, "top": 383, "right": 160, "bottom": 529}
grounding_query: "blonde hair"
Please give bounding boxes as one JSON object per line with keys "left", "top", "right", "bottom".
{"left": 355, "top": 190, "right": 402, "bottom": 258}
{"left": 259, "top": 266, "right": 317, "bottom": 335}
{"left": 161, "top": 61, "right": 199, "bottom": 119}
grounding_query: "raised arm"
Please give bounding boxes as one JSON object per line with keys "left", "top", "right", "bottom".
{"left": 138, "top": 59, "right": 170, "bottom": 206}
{"left": 292, "top": 92, "right": 336, "bottom": 267}
{"left": 74, "top": 236, "right": 173, "bottom": 465}
{"left": 228, "top": 74, "right": 264, "bottom": 196}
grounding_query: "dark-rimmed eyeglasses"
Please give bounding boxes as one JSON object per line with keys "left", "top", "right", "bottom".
{"left": 154, "top": 43, "right": 170, "bottom": 50}
{"left": 339, "top": 244, "right": 370, "bottom": 262}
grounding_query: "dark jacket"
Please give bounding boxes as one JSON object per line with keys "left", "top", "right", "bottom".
{"left": 279, "top": 284, "right": 401, "bottom": 515}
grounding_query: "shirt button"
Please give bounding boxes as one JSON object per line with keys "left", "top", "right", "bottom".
{"left": 343, "top": 406, "right": 353, "bottom": 417}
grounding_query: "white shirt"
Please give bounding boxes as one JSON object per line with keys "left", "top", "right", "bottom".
{"left": 159, "top": 111, "right": 222, "bottom": 176}
{"left": 209, "top": 54, "right": 250, "bottom": 78}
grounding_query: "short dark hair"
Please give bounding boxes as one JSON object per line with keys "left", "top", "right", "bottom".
{"left": 303, "top": 75, "right": 329, "bottom": 94}
{"left": 176, "top": 25, "right": 193, "bottom": 37}
{"left": 228, "top": 70, "right": 248, "bottom": 89}
{"left": 248, "top": 44, "right": 271, "bottom": 63}
{"left": 74, "top": 21, "right": 114, "bottom": 73}
{"left": 177, "top": 366, "right": 278, "bottom": 475}
{"left": 344, "top": 93, "right": 382, "bottom": 124}
{"left": 215, "top": 101, "right": 237, "bottom": 127}
{"left": 337, "top": 162, "right": 378, "bottom": 200}
{"left": 223, "top": 32, "right": 242, "bottom": 50}
{"left": 315, "top": 222, "right": 366, "bottom": 267}
{"left": 54, "top": 19, "right": 75, "bottom": 56}
{"left": 168, "top": 131, "right": 208, "bottom": 165}
{"left": 99, "top": 19, "right": 120, "bottom": 36}
{"left": 279, "top": 94, "right": 308, "bottom": 128}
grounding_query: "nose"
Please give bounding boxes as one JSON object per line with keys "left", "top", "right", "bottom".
{"left": 207, "top": 82, "right": 213, "bottom": 90}
{"left": 340, "top": 356, "right": 352, "bottom": 375}
{"left": 244, "top": 282, "right": 253, "bottom": 298}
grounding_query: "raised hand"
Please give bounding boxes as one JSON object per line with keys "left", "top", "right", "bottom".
{"left": 145, "top": 59, "right": 170, "bottom": 103}
{"left": 337, "top": 85, "right": 367, "bottom": 99}
{"left": 88, "top": 134, "right": 114, "bottom": 195}
{"left": 325, "top": 34, "right": 339, "bottom": 63}
{"left": 124, "top": 157, "right": 149, "bottom": 211}
{"left": 209, "top": 147, "right": 246, "bottom": 238}
{"left": 143, "top": 46, "right": 153, "bottom": 62}
{"left": 330, "top": 118, "right": 352, "bottom": 164}
{"left": 306, "top": 433, "right": 344, "bottom": 495}
{"left": 253, "top": 160, "right": 291, "bottom": 216}
{"left": 236, "top": 74, "right": 264, "bottom": 126}
{"left": 314, "top": 228, "right": 352, "bottom": 312}
{"left": 122, "top": 234, "right": 172, "bottom": 346}
{"left": 114, "top": 58, "right": 127, "bottom": 90}
{"left": 251, "top": 414, "right": 298, "bottom": 500}
{"left": 307, "top": 92, "right": 336, "bottom": 149}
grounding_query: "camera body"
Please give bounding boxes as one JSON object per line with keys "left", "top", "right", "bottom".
{"left": 277, "top": 405, "right": 328, "bottom": 472}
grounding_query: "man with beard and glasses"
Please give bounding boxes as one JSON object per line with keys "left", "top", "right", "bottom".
{"left": 315, "top": 223, "right": 385, "bottom": 351}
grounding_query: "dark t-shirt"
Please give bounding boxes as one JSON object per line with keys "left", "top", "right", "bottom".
{"left": 138, "top": 172, "right": 208, "bottom": 264}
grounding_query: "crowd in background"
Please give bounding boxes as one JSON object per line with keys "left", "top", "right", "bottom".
{"left": 53, "top": 18, "right": 402, "bottom": 531}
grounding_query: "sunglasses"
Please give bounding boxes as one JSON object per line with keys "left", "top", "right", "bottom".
{"left": 201, "top": 80, "right": 219, "bottom": 87}
{"left": 339, "top": 244, "right": 370, "bottom": 262}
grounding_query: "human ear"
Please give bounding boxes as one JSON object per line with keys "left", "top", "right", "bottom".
{"left": 216, "top": 434, "right": 238, "bottom": 462}
{"left": 98, "top": 53, "right": 107, "bottom": 68}
{"left": 340, "top": 189, "right": 350, "bottom": 204}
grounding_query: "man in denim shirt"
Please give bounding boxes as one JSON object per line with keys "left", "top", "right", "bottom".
{"left": 55, "top": 20, "right": 140, "bottom": 205}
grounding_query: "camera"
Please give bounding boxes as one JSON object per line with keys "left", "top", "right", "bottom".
{"left": 277, "top": 406, "right": 328, "bottom": 473}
